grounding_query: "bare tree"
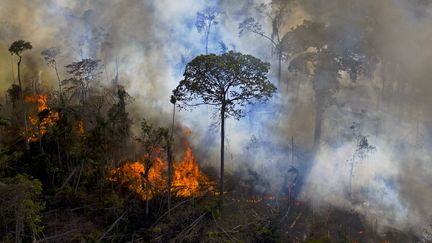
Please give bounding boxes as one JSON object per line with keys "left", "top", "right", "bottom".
{"left": 239, "top": 2, "right": 292, "bottom": 83}
{"left": 195, "top": 6, "right": 221, "bottom": 54}
{"left": 62, "top": 59, "right": 101, "bottom": 104}
{"left": 41, "top": 47, "right": 62, "bottom": 93}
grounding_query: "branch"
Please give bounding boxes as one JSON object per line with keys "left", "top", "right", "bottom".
{"left": 37, "top": 230, "right": 77, "bottom": 242}
{"left": 99, "top": 211, "right": 126, "bottom": 241}
{"left": 212, "top": 212, "right": 239, "bottom": 242}
{"left": 56, "top": 167, "right": 78, "bottom": 194}
{"left": 151, "top": 196, "right": 196, "bottom": 227}
{"left": 182, "top": 102, "right": 220, "bottom": 107}
{"left": 249, "top": 29, "right": 278, "bottom": 47}
{"left": 289, "top": 211, "right": 303, "bottom": 229}
{"left": 175, "top": 212, "right": 208, "bottom": 241}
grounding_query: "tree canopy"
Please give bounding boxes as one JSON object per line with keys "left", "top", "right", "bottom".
{"left": 173, "top": 51, "right": 276, "bottom": 119}
{"left": 173, "top": 51, "right": 276, "bottom": 203}
{"left": 8, "top": 40, "right": 32, "bottom": 57}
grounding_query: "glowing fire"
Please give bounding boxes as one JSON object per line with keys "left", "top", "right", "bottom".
{"left": 172, "top": 146, "right": 211, "bottom": 196}
{"left": 109, "top": 157, "right": 166, "bottom": 200}
{"left": 109, "top": 145, "right": 212, "bottom": 199}
{"left": 25, "top": 94, "right": 59, "bottom": 142}
{"left": 76, "top": 119, "right": 85, "bottom": 136}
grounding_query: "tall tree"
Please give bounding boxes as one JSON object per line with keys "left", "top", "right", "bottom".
{"left": 41, "top": 47, "right": 62, "bottom": 93}
{"left": 195, "top": 6, "right": 221, "bottom": 54}
{"left": 9, "top": 40, "right": 32, "bottom": 150}
{"left": 167, "top": 95, "right": 177, "bottom": 216}
{"left": 239, "top": 2, "right": 293, "bottom": 83}
{"left": 282, "top": 20, "right": 377, "bottom": 149}
{"left": 173, "top": 51, "right": 276, "bottom": 203}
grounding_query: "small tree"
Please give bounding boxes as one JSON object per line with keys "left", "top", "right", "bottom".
{"left": 195, "top": 6, "right": 221, "bottom": 54}
{"left": 9, "top": 40, "right": 32, "bottom": 150}
{"left": 173, "top": 51, "right": 276, "bottom": 203}
{"left": 138, "top": 119, "right": 168, "bottom": 216}
{"left": 107, "top": 86, "right": 132, "bottom": 152}
{"left": 41, "top": 47, "right": 62, "bottom": 92}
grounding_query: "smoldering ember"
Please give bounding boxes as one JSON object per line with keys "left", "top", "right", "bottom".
{"left": 0, "top": 1, "right": 432, "bottom": 242}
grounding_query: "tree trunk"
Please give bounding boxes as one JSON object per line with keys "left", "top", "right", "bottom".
{"left": 205, "top": 33, "right": 209, "bottom": 55}
{"left": 38, "top": 124, "right": 44, "bottom": 154}
{"left": 205, "top": 22, "right": 211, "bottom": 55}
{"left": 167, "top": 103, "right": 175, "bottom": 216}
{"left": 220, "top": 103, "right": 226, "bottom": 204}
{"left": 74, "top": 161, "right": 83, "bottom": 194}
{"left": 145, "top": 174, "right": 149, "bottom": 216}
{"left": 291, "top": 136, "right": 294, "bottom": 164}
{"left": 15, "top": 205, "right": 23, "bottom": 243}
{"left": 278, "top": 51, "right": 282, "bottom": 84}
{"left": 314, "top": 104, "right": 323, "bottom": 151}
{"left": 56, "top": 137, "right": 62, "bottom": 169}
{"left": 17, "top": 56, "right": 30, "bottom": 150}
{"left": 54, "top": 61, "right": 63, "bottom": 103}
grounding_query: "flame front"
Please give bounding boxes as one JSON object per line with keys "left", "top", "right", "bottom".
{"left": 109, "top": 145, "right": 212, "bottom": 200}
{"left": 109, "top": 158, "right": 166, "bottom": 200}
{"left": 76, "top": 119, "right": 85, "bottom": 136}
{"left": 25, "top": 94, "right": 59, "bottom": 142}
{"left": 172, "top": 146, "right": 210, "bottom": 197}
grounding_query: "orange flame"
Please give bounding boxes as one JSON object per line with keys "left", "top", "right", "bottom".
{"left": 25, "top": 94, "right": 59, "bottom": 142}
{"left": 109, "top": 157, "right": 166, "bottom": 200}
{"left": 109, "top": 145, "right": 212, "bottom": 199}
{"left": 172, "top": 146, "right": 211, "bottom": 197}
{"left": 76, "top": 119, "right": 85, "bottom": 136}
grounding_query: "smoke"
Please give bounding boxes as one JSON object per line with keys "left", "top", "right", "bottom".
{"left": 1, "top": 0, "right": 432, "bottom": 238}
{"left": 276, "top": 0, "right": 432, "bottom": 238}
{"left": 0, "top": 0, "right": 276, "bottom": 168}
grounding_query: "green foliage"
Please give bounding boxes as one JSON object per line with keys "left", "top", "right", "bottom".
{"left": 7, "top": 84, "right": 20, "bottom": 108}
{"left": 0, "top": 151, "right": 23, "bottom": 178}
{"left": 138, "top": 119, "right": 168, "bottom": 179}
{"left": 173, "top": 51, "right": 276, "bottom": 119}
{"left": 107, "top": 86, "right": 132, "bottom": 151}
{"left": 254, "top": 223, "right": 272, "bottom": 237}
{"left": 104, "top": 192, "right": 125, "bottom": 214}
{"left": 86, "top": 229, "right": 103, "bottom": 242}
{"left": 306, "top": 236, "right": 332, "bottom": 243}
{"left": 0, "top": 116, "right": 9, "bottom": 127}
{"left": 139, "top": 119, "right": 168, "bottom": 152}
{"left": 0, "top": 174, "right": 45, "bottom": 242}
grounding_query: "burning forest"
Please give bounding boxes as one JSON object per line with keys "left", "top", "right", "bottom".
{"left": 1, "top": 0, "right": 432, "bottom": 242}
{"left": 109, "top": 141, "right": 213, "bottom": 200}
